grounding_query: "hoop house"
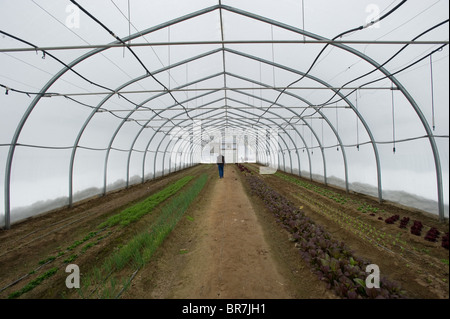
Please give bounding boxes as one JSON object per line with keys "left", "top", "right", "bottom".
{"left": 1, "top": 0, "right": 448, "bottom": 229}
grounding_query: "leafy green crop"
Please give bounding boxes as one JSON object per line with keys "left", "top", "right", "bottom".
{"left": 63, "top": 254, "right": 78, "bottom": 264}
{"left": 99, "top": 175, "right": 194, "bottom": 228}
{"left": 67, "top": 231, "right": 99, "bottom": 251}
{"left": 275, "top": 172, "right": 348, "bottom": 205}
{"left": 38, "top": 256, "right": 56, "bottom": 265}
{"left": 78, "top": 174, "right": 208, "bottom": 298}
{"left": 106, "top": 174, "right": 207, "bottom": 270}
{"left": 247, "top": 175, "right": 406, "bottom": 299}
{"left": 8, "top": 267, "right": 58, "bottom": 299}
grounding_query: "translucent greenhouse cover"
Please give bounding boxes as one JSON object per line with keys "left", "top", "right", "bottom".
{"left": 0, "top": 0, "right": 448, "bottom": 229}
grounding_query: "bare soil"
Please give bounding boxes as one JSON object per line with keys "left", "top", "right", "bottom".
{"left": 0, "top": 164, "right": 447, "bottom": 299}
{"left": 123, "top": 164, "right": 333, "bottom": 299}
{"left": 244, "top": 163, "right": 449, "bottom": 299}
{"left": 0, "top": 165, "right": 206, "bottom": 298}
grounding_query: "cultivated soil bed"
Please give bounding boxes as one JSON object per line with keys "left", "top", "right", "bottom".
{"left": 244, "top": 163, "right": 449, "bottom": 299}
{"left": 0, "top": 164, "right": 448, "bottom": 299}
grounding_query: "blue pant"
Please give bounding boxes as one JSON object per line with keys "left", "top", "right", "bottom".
{"left": 218, "top": 164, "right": 224, "bottom": 178}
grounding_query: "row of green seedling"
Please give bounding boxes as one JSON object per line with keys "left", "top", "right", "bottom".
{"left": 5, "top": 229, "right": 113, "bottom": 299}
{"left": 244, "top": 165, "right": 371, "bottom": 213}
{"left": 274, "top": 171, "right": 393, "bottom": 215}
{"left": 5, "top": 175, "right": 195, "bottom": 299}
{"left": 292, "top": 192, "right": 447, "bottom": 281}
{"left": 99, "top": 175, "right": 194, "bottom": 228}
{"left": 271, "top": 168, "right": 448, "bottom": 286}
{"left": 245, "top": 174, "right": 405, "bottom": 299}
{"left": 274, "top": 171, "right": 409, "bottom": 252}
{"left": 292, "top": 191, "right": 415, "bottom": 257}
{"left": 274, "top": 172, "right": 349, "bottom": 205}
{"left": 77, "top": 173, "right": 209, "bottom": 299}
{"left": 45, "top": 175, "right": 194, "bottom": 267}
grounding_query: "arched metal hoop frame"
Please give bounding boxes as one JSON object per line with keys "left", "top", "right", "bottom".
{"left": 3, "top": 4, "right": 445, "bottom": 229}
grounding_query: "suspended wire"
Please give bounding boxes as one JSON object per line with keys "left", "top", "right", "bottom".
{"left": 276, "top": 134, "right": 449, "bottom": 153}
{"left": 0, "top": 80, "right": 183, "bottom": 130}
{"left": 0, "top": 30, "right": 114, "bottom": 94}
{"left": 110, "top": 0, "right": 185, "bottom": 100}
{"left": 281, "top": 20, "right": 449, "bottom": 129}
{"left": 310, "top": 117, "right": 313, "bottom": 154}
{"left": 348, "top": 18, "right": 449, "bottom": 87}
{"left": 259, "top": 61, "right": 263, "bottom": 107}
{"left": 70, "top": 0, "right": 194, "bottom": 121}
{"left": 0, "top": 142, "right": 160, "bottom": 154}
{"left": 429, "top": 55, "right": 436, "bottom": 131}
{"left": 0, "top": 73, "right": 41, "bottom": 92}
{"left": 281, "top": 9, "right": 448, "bottom": 130}
{"left": 389, "top": 51, "right": 448, "bottom": 77}
{"left": 315, "top": 0, "right": 405, "bottom": 71}
{"left": 284, "top": 44, "right": 447, "bottom": 131}
{"left": 2, "top": 40, "right": 445, "bottom": 138}
{"left": 0, "top": 84, "right": 29, "bottom": 97}
{"left": 375, "top": 0, "right": 442, "bottom": 43}
{"left": 0, "top": 27, "right": 184, "bottom": 128}
{"left": 314, "top": 44, "right": 337, "bottom": 72}
{"left": 356, "top": 90, "right": 360, "bottom": 150}
{"left": 0, "top": 32, "right": 154, "bottom": 118}
{"left": 379, "top": 0, "right": 400, "bottom": 15}
{"left": 168, "top": 26, "right": 171, "bottom": 90}
{"left": 69, "top": 1, "right": 147, "bottom": 72}
{"left": 2, "top": 1, "right": 446, "bottom": 143}
{"left": 335, "top": 102, "right": 339, "bottom": 151}
{"left": 321, "top": 119, "right": 324, "bottom": 153}
{"left": 1, "top": 51, "right": 93, "bottom": 94}
{"left": 30, "top": 0, "right": 145, "bottom": 93}
{"left": 106, "top": 4, "right": 159, "bottom": 85}
{"left": 391, "top": 82, "right": 396, "bottom": 154}
{"left": 64, "top": 95, "right": 183, "bottom": 130}
{"left": 109, "top": 0, "right": 186, "bottom": 98}
{"left": 301, "top": 0, "right": 306, "bottom": 42}
{"left": 271, "top": 25, "right": 276, "bottom": 87}
{"left": 13, "top": 0, "right": 148, "bottom": 107}
{"left": 358, "top": 44, "right": 447, "bottom": 89}
{"left": 5, "top": 132, "right": 446, "bottom": 153}
{"left": 111, "top": 0, "right": 187, "bottom": 96}
{"left": 358, "top": 1, "right": 442, "bottom": 70}
{"left": 252, "top": 0, "right": 408, "bottom": 126}
{"left": 390, "top": 40, "right": 447, "bottom": 76}
{"left": 289, "top": 18, "right": 450, "bottom": 124}
{"left": 302, "top": 123, "right": 305, "bottom": 153}
{"left": 127, "top": 0, "right": 131, "bottom": 56}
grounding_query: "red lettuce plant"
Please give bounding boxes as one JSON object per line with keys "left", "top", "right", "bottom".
{"left": 235, "top": 163, "right": 251, "bottom": 174}
{"left": 385, "top": 215, "right": 400, "bottom": 224}
{"left": 399, "top": 217, "right": 410, "bottom": 229}
{"left": 246, "top": 175, "right": 406, "bottom": 299}
{"left": 424, "top": 227, "right": 440, "bottom": 242}
{"left": 442, "top": 233, "right": 449, "bottom": 250}
{"left": 410, "top": 221, "right": 423, "bottom": 236}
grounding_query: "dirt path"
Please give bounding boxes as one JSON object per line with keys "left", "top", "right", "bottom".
{"left": 125, "top": 165, "right": 332, "bottom": 299}
{"left": 169, "top": 166, "right": 292, "bottom": 299}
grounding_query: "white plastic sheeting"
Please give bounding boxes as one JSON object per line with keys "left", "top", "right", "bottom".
{"left": 0, "top": 0, "right": 448, "bottom": 228}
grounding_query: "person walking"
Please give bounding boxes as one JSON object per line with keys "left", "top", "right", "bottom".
{"left": 217, "top": 154, "right": 225, "bottom": 178}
